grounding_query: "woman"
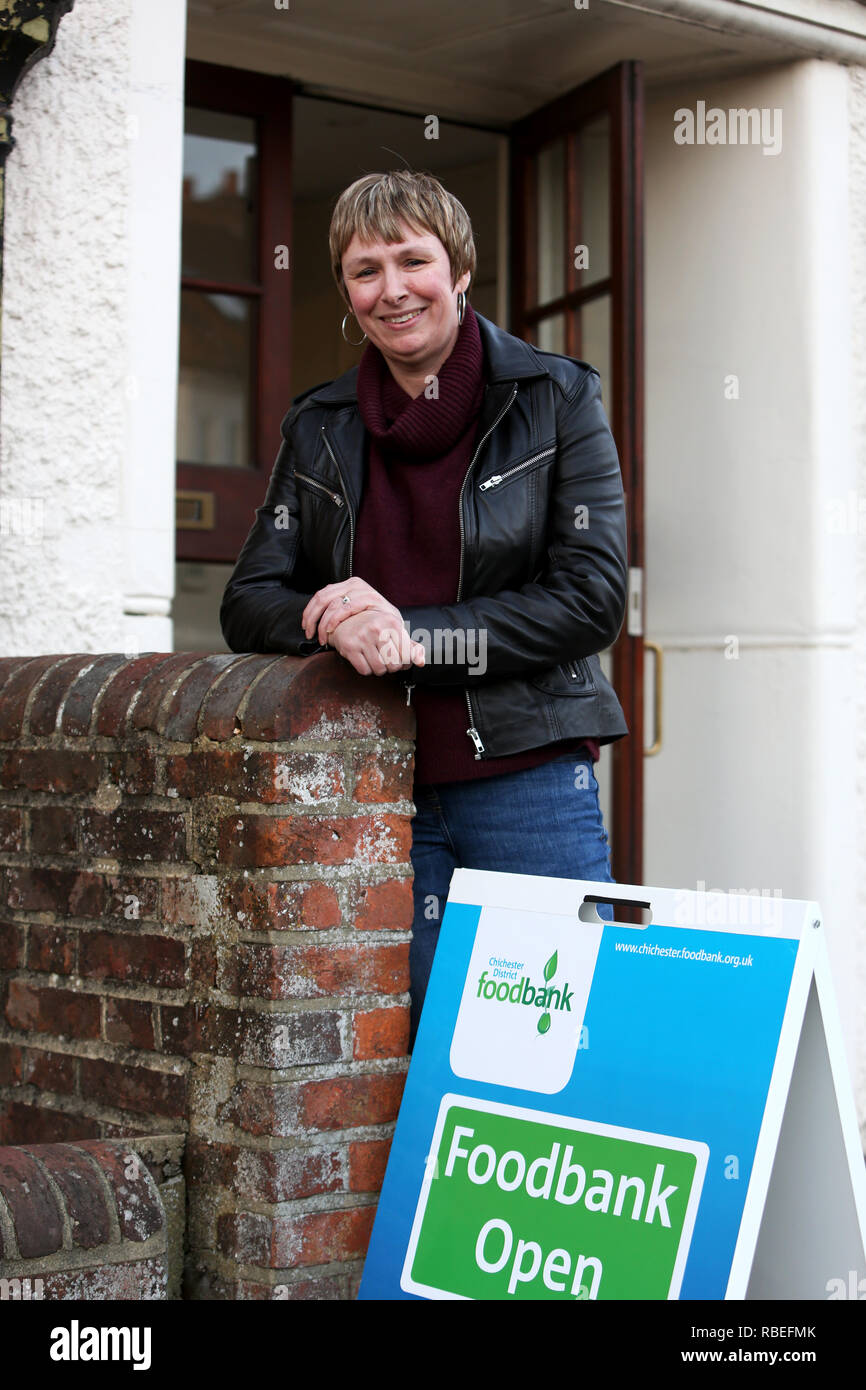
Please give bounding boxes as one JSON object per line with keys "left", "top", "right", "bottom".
{"left": 220, "top": 170, "right": 628, "bottom": 1046}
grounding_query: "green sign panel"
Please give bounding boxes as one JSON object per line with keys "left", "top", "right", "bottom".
{"left": 403, "top": 1096, "right": 708, "bottom": 1300}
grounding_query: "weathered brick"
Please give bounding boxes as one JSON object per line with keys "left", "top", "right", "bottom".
{"left": 217, "top": 1211, "right": 271, "bottom": 1265}
{"left": 299, "top": 1072, "right": 406, "bottom": 1132}
{"left": 218, "top": 877, "right": 341, "bottom": 932}
{"left": 241, "top": 654, "right": 414, "bottom": 742}
{"left": 166, "top": 749, "right": 344, "bottom": 803}
{"left": 161, "top": 652, "right": 248, "bottom": 742}
{"left": 159, "top": 1002, "right": 240, "bottom": 1057}
{"left": 0, "top": 655, "right": 60, "bottom": 740}
{"left": 104, "top": 997, "right": 155, "bottom": 1049}
{"left": 93, "top": 654, "right": 173, "bottom": 738}
{"left": 29, "top": 806, "right": 78, "bottom": 855}
{"left": 0, "top": 807, "right": 25, "bottom": 852}
{"left": 160, "top": 877, "right": 202, "bottom": 927}
{"left": 190, "top": 938, "right": 217, "bottom": 988}
{"left": 97, "top": 1119, "right": 155, "bottom": 1140}
{"left": 348, "top": 877, "right": 413, "bottom": 932}
{"left": 217, "top": 813, "right": 410, "bottom": 868}
{"left": 36, "top": 1257, "right": 167, "bottom": 1300}
{"left": 219, "top": 1203, "right": 376, "bottom": 1271}
{"left": 352, "top": 748, "right": 413, "bottom": 803}
{"left": 104, "top": 874, "right": 160, "bottom": 922}
{"left": 183, "top": 1138, "right": 237, "bottom": 1189}
{"left": 6, "top": 866, "right": 105, "bottom": 917}
{"left": 78, "top": 1059, "right": 187, "bottom": 1120}
{"left": 79, "top": 809, "right": 187, "bottom": 862}
{"left": 349, "top": 1138, "right": 392, "bottom": 1194}
{"left": 80, "top": 932, "right": 187, "bottom": 988}
{"left": 0, "top": 1147, "right": 63, "bottom": 1256}
{"left": 221, "top": 1082, "right": 293, "bottom": 1138}
{"left": 59, "top": 653, "right": 129, "bottom": 736}
{"left": 233, "top": 1146, "right": 345, "bottom": 1202}
{"left": 236, "top": 1276, "right": 348, "bottom": 1300}
{"left": 0, "top": 1102, "right": 100, "bottom": 1145}
{"left": 0, "top": 655, "right": 26, "bottom": 691}
{"left": 130, "top": 653, "right": 207, "bottom": 734}
{"left": 237, "top": 1011, "right": 342, "bottom": 1068}
{"left": 235, "top": 942, "right": 409, "bottom": 1000}
{"left": 27, "top": 924, "right": 76, "bottom": 975}
{"left": 0, "top": 749, "right": 100, "bottom": 793}
{"left": 105, "top": 746, "right": 157, "bottom": 795}
{"left": 0, "top": 920, "right": 25, "bottom": 969}
{"left": 74, "top": 1141, "right": 166, "bottom": 1242}
{"left": 197, "top": 653, "right": 277, "bottom": 742}
{"left": 5, "top": 981, "right": 101, "bottom": 1040}
{"left": 34, "top": 1144, "right": 112, "bottom": 1249}
{"left": 272, "top": 1205, "right": 376, "bottom": 1269}
{"left": 27, "top": 656, "right": 101, "bottom": 736}
{"left": 353, "top": 1006, "right": 410, "bottom": 1060}
{"left": 0, "top": 1044, "right": 75, "bottom": 1093}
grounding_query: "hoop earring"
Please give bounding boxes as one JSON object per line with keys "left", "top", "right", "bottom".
{"left": 456, "top": 290, "right": 466, "bottom": 326}
{"left": 341, "top": 311, "right": 367, "bottom": 346}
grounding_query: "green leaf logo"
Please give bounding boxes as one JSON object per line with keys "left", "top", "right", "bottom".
{"left": 543, "top": 950, "right": 558, "bottom": 983}
{"left": 537, "top": 1011, "right": 551, "bottom": 1035}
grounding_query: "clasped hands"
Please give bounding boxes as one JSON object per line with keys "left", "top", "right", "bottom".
{"left": 302, "top": 579, "right": 426, "bottom": 678}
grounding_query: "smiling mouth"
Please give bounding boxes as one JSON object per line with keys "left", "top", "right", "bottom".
{"left": 380, "top": 307, "right": 427, "bottom": 325}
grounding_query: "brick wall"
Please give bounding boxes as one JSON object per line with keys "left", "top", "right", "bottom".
{"left": 0, "top": 652, "right": 415, "bottom": 1298}
{"left": 0, "top": 1134, "right": 183, "bottom": 1300}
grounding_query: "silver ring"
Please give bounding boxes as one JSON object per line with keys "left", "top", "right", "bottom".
{"left": 341, "top": 595, "right": 351, "bottom": 606}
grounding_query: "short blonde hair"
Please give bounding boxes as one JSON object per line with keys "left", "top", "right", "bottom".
{"left": 329, "top": 170, "right": 476, "bottom": 304}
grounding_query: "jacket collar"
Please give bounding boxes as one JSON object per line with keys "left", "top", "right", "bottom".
{"left": 306, "top": 312, "right": 549, "bottom": 405}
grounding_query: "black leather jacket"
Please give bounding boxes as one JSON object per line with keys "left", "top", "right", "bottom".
{"left": 220, "top": 312, "right": 629, "bottom": 761}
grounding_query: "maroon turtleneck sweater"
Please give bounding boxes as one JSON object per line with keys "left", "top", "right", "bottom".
{"left": 352, "top": 305, "right": 598, "bottom": 785}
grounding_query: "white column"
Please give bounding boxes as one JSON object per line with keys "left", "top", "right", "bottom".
{"left": 0, "top": 0, "right": 185, "bottom": 657}
{"left": 122, "top": 0, "right": 186, "bottom": 656}
{"left": 643, "top": 61, "right": 863, "bottom": 1116}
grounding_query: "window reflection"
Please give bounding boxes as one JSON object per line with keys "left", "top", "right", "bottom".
{"left": 182, "top": 108, "right": 258, "bottom": 283}
{"left": 579, "top": 116, "right": 610, "bottom": 286}
{"left": 177, "top": 291, "right": 255, "bottom": 467}
{"left": 536, "top": 140, "right": 566, "bottom": 305}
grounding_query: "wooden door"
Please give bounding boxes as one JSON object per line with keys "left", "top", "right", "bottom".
{"left": 510, "top": 61, "right": 645, "bottom": 884}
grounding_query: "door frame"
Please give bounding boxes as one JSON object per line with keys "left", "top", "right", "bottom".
{"left": 509, "top": 61, "right": 645, "bottom": 885}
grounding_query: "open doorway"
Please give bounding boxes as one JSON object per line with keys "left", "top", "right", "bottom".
{"left": 173, "top": 77, "right": 504, "bottom": 651}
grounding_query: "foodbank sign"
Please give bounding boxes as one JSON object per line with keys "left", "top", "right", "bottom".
{"left": 402, "top": 1097, "right": 708, "bottom": 1301}
{"left": 475, "top": 950, "right": 576, "bottom": 1036}
{"left": 449, "top": 909, "right": 604, "bottom": 1092}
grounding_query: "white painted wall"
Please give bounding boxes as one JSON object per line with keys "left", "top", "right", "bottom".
{"left": 0, "top": 0, "right": 185, "bottom": 658}
{"left": 849, "top": 64, "right": 866, "bottom": 1143}
{"left": 643, "top": 61, "right": 865, "bottom": 1125}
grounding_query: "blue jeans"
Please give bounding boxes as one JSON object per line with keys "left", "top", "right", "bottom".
{"left": 408, "top": 754, "right": 615, "bottom": 1045}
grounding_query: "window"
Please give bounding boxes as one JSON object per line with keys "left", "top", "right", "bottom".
{"left": 176, "top": 61, "right": 293, "bottom": 564}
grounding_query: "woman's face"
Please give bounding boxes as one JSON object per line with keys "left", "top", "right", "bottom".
{"left": 341, "top": 221, "right": 471, "bottom": 375}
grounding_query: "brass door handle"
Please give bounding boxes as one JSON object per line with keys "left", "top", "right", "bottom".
{"left": 644, "top": 640, "right": 663, "bottom": 757}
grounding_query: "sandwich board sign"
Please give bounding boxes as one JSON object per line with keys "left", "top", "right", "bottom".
{"left": 358, "top": 871, "right": 866, "bottom": 1300}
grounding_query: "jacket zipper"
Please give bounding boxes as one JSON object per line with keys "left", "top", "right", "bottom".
{"left": 320, "top": 426, "right": 354, "bottom": 578}
{"left": 294, "top": 469, "right": 345, "bottom": 507}
{"left": 456, "top": 382, "right": 518, "bottom": 604}
{"left": 478, "top": 445, "right": 556, "bottom": 492}
{"left": 458, "top": 382, "right": 519, "bottom": 756}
